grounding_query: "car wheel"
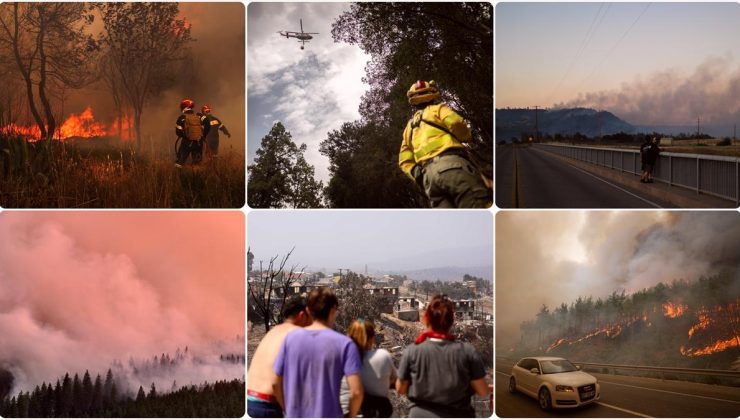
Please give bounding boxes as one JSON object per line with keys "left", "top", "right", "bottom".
{"left": 538, "top": 387, "right": 552, "bottom": 411}
{"left": 508, "top": 376, "right": 516, "bottom": 394}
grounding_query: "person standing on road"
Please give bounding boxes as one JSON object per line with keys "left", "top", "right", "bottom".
{"left": 397, "top": 294, "right": 490, "bottom": 417}
{"left": 247, "top": 295, "right": 313, "bottom": 418}
{"left": 274, "top": 287, "right": 364, "bottom": 417}
{"left": 645, "top": 137, "right": 661, "bottom": 183}
{"left": 640, "top": 135, "right": 652, "bottom": 183}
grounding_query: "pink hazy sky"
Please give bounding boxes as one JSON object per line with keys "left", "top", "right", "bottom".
{"left": 0, "top": 211, "right": 244, "bottom": 390}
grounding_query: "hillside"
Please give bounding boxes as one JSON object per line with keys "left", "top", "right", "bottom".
{"left": 505, "top": 272, "right": 740, "bottom": 370}
{"left": 496, "top": 107, "right": 635, "bottom": 141}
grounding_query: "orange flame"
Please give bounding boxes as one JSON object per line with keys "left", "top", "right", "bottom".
{"left": 57, "top": 107, "right": 106, "bottom": 139}
{"left": 681, "top": 337, "right": 740, "bottom": 357}
{"left": 681, "top": 299, "right": 740, "bottom": 357}
{"left": 662, "top": 302, "right": 687, "bottom": 318}
{"left": 0, "top": 107, "right": 129, "bottom": 141}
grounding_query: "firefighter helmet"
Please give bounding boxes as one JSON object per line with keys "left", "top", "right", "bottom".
{"left": 407, "top": 80, "right": 440, "bottom": 105}
{"left": 201, "top": 105, "right": 211, "bottom": 114}
{"left": 180, "top": 98, "right": 195, "bottom": 111}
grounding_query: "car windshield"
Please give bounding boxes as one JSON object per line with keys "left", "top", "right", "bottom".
{"left": 540, "top": 359, "right": 577, "bottom": 374}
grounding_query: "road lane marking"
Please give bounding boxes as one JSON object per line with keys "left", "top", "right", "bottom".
{"left": 563, "top": 162, "right": 663, "bottom": 208}
{"left": 596, "top": 402, "right": 651, "bottom": 418}
{"left": 598, "top": 379, "right": 740, "bottom": 404}
{"left": 533, "top": 147, "right": 663, "bottom": 208}
{"left": 497, "top": 371, "right": 651, "bottom": 417}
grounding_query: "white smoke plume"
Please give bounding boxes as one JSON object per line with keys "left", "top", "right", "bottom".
{"left": 496, "top": 211, "right": 740, "bottom": 347}
{"left": 560, "top": 56, "right": 740, "bottom": 127}
{"left": 0, "top": 212, "right": 245, "bottom": 396}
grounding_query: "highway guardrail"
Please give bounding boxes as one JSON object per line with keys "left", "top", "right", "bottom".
{"left": 496, "top": 356, "right": 740, "bottom": 385}
{"left": 535, "top": 143, "right": 740, "bottom": 206}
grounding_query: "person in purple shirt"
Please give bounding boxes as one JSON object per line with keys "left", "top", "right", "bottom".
{"left": 274, "top": 287, "right": 364, "bottom": 417}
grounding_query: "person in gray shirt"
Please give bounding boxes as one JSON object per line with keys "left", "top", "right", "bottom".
{"left": 397, "top": 294, "right": 489, "bottom": 417}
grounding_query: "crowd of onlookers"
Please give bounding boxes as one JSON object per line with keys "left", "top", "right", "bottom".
{"left": 247, "top": 288, "right": 491, "bottom": 418}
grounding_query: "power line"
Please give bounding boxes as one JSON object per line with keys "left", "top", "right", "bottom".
{"left": 545, "top": 3, "right": 610, "bottom": 106}
{"left": 578, "top": 3, "right": 652, "bottom": 92}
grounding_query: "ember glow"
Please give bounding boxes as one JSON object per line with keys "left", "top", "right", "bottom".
{"left": 681, "top": 299, "right": 740, "bottom": 357}
{"left": 0, "top": 107, "right": 131, "bottom": 141}
{"left": 545, "top": 315, "right": 649, "bottom": 353}
{"left": 662, "top": 302, "right": 688, "bottom": 318}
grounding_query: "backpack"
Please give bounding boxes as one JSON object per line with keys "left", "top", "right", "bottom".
{"left": 183, "top": 113, "right": 203, "bottom": 141}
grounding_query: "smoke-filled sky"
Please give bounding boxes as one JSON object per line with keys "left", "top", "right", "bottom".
{"left": 496, "top": 211, "right": 740, "bottom": 347}
{"left": 247, "top": 2, "right": 370, "bottom": 182}
{"left": 7, "top": 2, "right": 245, "bottom": 152}
{"left": 496, "top": 3, "right": 740, "bottom": 128}
{"left": 0, "top": 212, "right": 245, "bottom": 395}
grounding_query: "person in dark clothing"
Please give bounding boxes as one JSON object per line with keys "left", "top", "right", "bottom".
{"left": 175, "top": 99, "right": 209, "bottom": 168}
{"left": 644, "top": 137, "right": 661, "bottom": 183}
{"left": 397, "top": 294, "right": 490, "bottom": 417}
{"left": 640, "top": 136, "right": 652, "bottom": 183}
{"left": 200, "top": 105, "right": 231, "bottom": 159}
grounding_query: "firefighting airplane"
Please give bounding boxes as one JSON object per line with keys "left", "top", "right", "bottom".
{"left": 277, "top": 19, "right": 319, "bottom": 50}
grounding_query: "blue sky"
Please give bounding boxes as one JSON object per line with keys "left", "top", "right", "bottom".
{"left": 247, "top": 211, "right": 493, "bottom": 273}
{"left": 247, "top": 2, "right": 370, "bottom": 182}
{"left": 496, "top": 2, "right": 740, "bottom": 126}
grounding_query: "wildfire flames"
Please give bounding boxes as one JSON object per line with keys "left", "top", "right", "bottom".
{"left": 0, "top": 107, "right": 132, "bottom": 141}
{"left": 680, "top": 299, "right": 740, "bottom": 357}
{"left": 662, "top": 302, "right": 687, "bottom": 318}
{"left": 545, "top": 315, "right": 648, "bottom": 353}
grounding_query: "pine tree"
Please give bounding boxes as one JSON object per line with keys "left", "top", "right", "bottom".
{"left": 248, "top": 122, "right": 324, "bottom": 208}
{"left": 136, "top": 385, "right": 146, "bottom": 402}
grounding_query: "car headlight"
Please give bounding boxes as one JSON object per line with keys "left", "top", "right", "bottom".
{"left": 555, "top": 385, "right": 574, "bottom": 392}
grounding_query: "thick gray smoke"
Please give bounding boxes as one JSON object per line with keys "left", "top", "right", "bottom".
{"left": 560, "top": 56, "right": 740, "bottom": 128}
{"left": 496, "top": 211, "right": 740, "bottom": 348}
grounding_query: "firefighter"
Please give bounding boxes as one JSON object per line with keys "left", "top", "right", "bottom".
{"left": 200, "top": 105, "right": 231, "bottom": 159}
{"left": 399, "top": 80, "right": 491, "bottom": 208}
{"left": 175, "top": 99, "right": 209, "bottom": 168}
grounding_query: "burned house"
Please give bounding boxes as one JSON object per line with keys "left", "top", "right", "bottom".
{"left": 394, "top": 296, "right": 420, "bottom": 322}
{"left": 453, "top": 299, "right": 476, "bottom": 320}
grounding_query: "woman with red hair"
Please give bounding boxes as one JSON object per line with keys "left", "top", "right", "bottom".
{"left": 397, "top": 294, "right": 489, "bottom": 417}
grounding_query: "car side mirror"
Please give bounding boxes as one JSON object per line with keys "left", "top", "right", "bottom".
{"left": 530, "top": 367, "right": 540, "bottom": 375}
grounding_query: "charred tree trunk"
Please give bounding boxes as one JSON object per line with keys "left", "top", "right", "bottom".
{"left": 36, "top": 16, "right": 55, "bottom": 141}
{"left": 6, "top": 4, "right": 46, "bottom": 139}
{"left": 134, "top": 106, "right": 142, "bottom": 150}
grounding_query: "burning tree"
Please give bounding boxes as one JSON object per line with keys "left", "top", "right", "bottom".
{"left": 96, "top": 3, "right": 192, "bottom": 149}
{"left": 0, "top": 3, "right": 96, "bottom": 141}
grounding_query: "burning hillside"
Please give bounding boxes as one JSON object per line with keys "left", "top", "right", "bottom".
{"left": 511, "top": 272, "right": 740, "bottom": 369}
{"left": 0, "top": 107, "right": 132, "bottom": 142}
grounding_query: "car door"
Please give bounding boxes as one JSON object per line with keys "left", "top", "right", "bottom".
{"left": 518, "top": 359, "right": 539, "bottom": 395}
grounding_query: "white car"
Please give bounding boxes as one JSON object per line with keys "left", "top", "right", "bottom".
{"left": 508, "top": 356, "right": 600, "bottom": 410}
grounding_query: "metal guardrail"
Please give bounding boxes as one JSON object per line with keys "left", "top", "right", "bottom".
{"left": 535, "top": 143, "right": 740, "bottom": 206}
{"left": 574, "top": 362, "right": 740, "bottom": 379}
{"left": 496, "top": 357, "right": 740, "bottom": 380}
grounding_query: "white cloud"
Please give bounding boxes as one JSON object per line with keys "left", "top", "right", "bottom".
{"left": 248, "top": 2, "right": 371, "bottom": 182}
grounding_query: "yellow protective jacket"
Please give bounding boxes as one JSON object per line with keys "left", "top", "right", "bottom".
{"left": 398, "top": 103, "right": 471, "bottom": 179}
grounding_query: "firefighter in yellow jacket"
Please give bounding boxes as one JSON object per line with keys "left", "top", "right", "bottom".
{"left": 399, "top": 80, "right": 490, "bottom": 208}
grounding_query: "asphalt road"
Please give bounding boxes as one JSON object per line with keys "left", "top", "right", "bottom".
{"left": 495, "top": 362, "right": 740, "bottom": 418}
{"left": 495, "top": 145, "right": 672, "bottom": 208}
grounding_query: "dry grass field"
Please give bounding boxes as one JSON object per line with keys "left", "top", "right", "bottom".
{"left": 0, "top": 137, "right": 245, "bottom": 208}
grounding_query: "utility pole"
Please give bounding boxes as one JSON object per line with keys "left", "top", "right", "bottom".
{"left": 697, "top": 117, "right": 700, "bottom": 139}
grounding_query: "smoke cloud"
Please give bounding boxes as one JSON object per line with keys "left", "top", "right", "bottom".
{"left": 0, "top": 212, "right": 245, "bottom": 395}
{"left": 560, "top": 56, "right": 740, "bottom": 127}
{"left": 496, "top": 211, "right": 740, "bottom": 347}
{"left": 16, "top": 3, "right": 245, "bottom": 154}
